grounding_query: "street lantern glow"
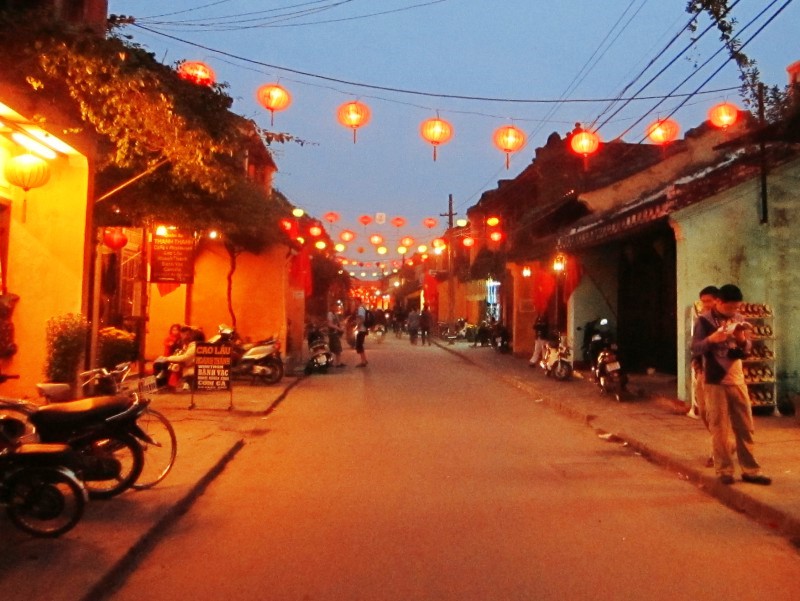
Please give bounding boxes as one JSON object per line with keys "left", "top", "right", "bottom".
{"left": 489, "top": 231, "right": 503, "bottom": 242}
{"left": 335, "top": 243, "right": 346, "bottom": 252}
{"left": 340, "top": 230, "right": 355, "bottom": 242}
{"left": 708, "top": 102, "right": 739, "bottom": 129}
{"left": 486, "top": 216, "right": 500, "bottom": 227}
{"left": 420, "top": 117, "right": 453, "bottom": 161}
{"left": 462, "top": 236, "right": 475, "bottom": 247}
{"left": 256, "top": 83, "right": 291, "bottom": 125}
{"left": 553, "top": 252, "right": 566, "bottom": 272}
{"left": 377, "top": 246, "right": 388, "bottom": 255}
{"left": 493, "top": 124, "right": 526, "bottom": 169}
{"left": 292, "top": 208, "right": 304, "bottom": 218}
{"left": 309, "top": 225, "right": 323, "bottom": 237}
{"left": 646, "top": 118, "right": 680, "bottom": 145}
{"left": 397, "top": 246, "right": 408, "bottom": 255}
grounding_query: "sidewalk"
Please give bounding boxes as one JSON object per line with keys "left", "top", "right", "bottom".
{"left": 0, "top": 379, "right": 301, "bottom": 601}
{"left": 437, "top": 339, "right": 800, "bottom": 547}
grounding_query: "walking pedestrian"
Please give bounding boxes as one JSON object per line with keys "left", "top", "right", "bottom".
{"left": 355, "top": 298, "right": 369, "bottom": 367}
{"left": 326, "top": 308, "right": 346, "bottom": 367}
{"left": 407, "top": 308, "right": 420, "bottom": 345}
{"left": 691, "top": 284, "right": 771, "bottom": 485}
{"left": 419, "top": 305, "right": 432, "bottom": 346}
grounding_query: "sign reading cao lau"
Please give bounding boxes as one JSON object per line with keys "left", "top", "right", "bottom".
{"left": 195, "top": 343, "right": 232, "bottom": 391}
{"left": 151, "top": 232, "right": 195, "bottom": 284}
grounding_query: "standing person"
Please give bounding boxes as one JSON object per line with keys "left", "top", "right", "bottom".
{"left": 689, "top": 286, "right": 719, "bottom": 467}
{"left": 355, "top": 298, "right": 369, "bottom": 367}
{"left": 326, "top": 308, "right": 346, "bottom": 367}
{"left": 407, "top": 307, "right": 420, "bottom": 345}
{"left": 691, "top": 284, "right": 771, "bottom": 485}
{"left": 419, "top": 305, "right": 432, "bottom": 346}
{"left": 528, "top": 315, "right": 548, "bottom": 368}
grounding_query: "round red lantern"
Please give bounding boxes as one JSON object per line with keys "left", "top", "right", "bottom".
{"left": 358, "top": 214, "right": 372, "bottom": 227}
{"left": 256, "top": 83, "right": 291, "bottom": 126}
{"left": 4, "top": 153, "right": 51, "bottom": 222}
{"left": 323, "top": 211, "right": 340, "bottom": 224}
{"left": 177, "top": 61, "right": 216, "bottom": 86}
{"left": 401, "top": 236, "right": 414, "bottom": 247}
{"left": 391, "top": 216, "right": 406, "bottom": 228}
{"left": 423, "top": 217, "right": 437, "bottom": 229}
{"left": 279, "top": 218, "right": 293, "bottom": 232}
{"left": 570, "top": 130, "right": 600, "bottom": 156}
{"left": 103, "top": 227, "right": 128, "bottom": 251}
{"left": 420, "top": 117, "right": 453, "bottom": 161}
{"left": 432, "top": 237, "right": 446, "bottom": 249}
{"left": 337, "top": 101, "right": 371, "bottom": 143}
{"left": 369, "top": 234, "right": 384, "bottom": 245}
{"left": 646, "top": 118, "right": 680, "bottom": 145}
{"left": 493, "top": 125, "right": 526, "bottom": 169}
{"left": 309, "top": 225, "right": 323, "bottom": 237}
{"left": 489, "top": 231, "right": 504, "bottom": 243}
{"left": 708, "top": 102, "right": 739, "bottom": 129}
{"left": 340, "top": 230, "right": 356, "bottom": 242}
{"left": 462, "top": 236, "right": 475, "bottom": 247}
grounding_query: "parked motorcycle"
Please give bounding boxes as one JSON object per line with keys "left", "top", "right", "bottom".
{"left": 586, "top": 321, "right": 629, "bottom": 402}
{"left": 208, "top": 325, "right": 284, "bottom": 385}
{"left": 0, "top": 424, "right": 87, "bottom": 537}
{"left": 0, "top": 372, "right": 151, "bottom": 499}
{"left": 539, "top": 333, "right": 573, "bottom": 381}
{"left": 305, "top": 324, "right": 334, "bottom": 375}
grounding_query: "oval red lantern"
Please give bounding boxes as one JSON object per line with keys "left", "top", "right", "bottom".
{"left": 489, "top": 231, "right": 504, "bottom": 243}
{"left": 177, "top": 61, "right": 216, "bottom": 87}
{"left": 570, "top": 130, "right": 600, "bottom": 156}
{"left": 369, "top": 234, "right": 384, "bottom": 245}
{"left": 309, "top": 225, "right": 323, "bottom": 237}
{"left": 420, "top": 117, "right": 454, "bottom": 161}
{"left": 432, "top": 237, "right": 446, "bottom": 249}
{"left": 103, "top": 227, "right": 128, "bottom": 251}
{"left": 4, "top": 153, "right": 51, "bottom": 222}
{"left": 462, "top": 236, "right": 475, "bottom": 247}
{"left": 323, "top": 211, "right": 340, "bottom": 224}
{"left": 337, "top": 101, "right": 371, "bottom": 143}
{"left": 358, "top": 214, "right": 372, "bottom": 227}
{"left": 279, "top": 218, "right": 293, "bottom": 232}
{"left": 646, "top": 118, "right": 680, "bottom": 145}
{"left": 256, "top": 83, "right": 291, "bottom": 126}
{"left": 401, "top": 236, "right": 414, "bottom": 247}
{"left": 423, "top": 217, "right": 438, "bottom": 229}
{"left": 493, "top": 125, "right": 526, "bottom": 169}
{"left": 340, "top": 230, "right": 356, "bottom": 242}
{"left": 708, "top": 102, "right": 739, "bottom": 129}
{"left": 391, "top": 216, "right": 406, "bottom": 228}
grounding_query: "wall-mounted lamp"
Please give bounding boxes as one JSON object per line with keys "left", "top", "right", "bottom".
{"left": 553, "top": 253, "right": 566, "bottom": 273}
{"left": 522, "top": 266, "right": 531, "bottom": 278}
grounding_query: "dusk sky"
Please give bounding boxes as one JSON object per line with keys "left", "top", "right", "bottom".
{"left": 108, "top": 1, "right": 799, "bottom": 274}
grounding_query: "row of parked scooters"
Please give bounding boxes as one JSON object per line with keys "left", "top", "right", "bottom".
{"left": 0, "top": 363, "right": 176, "bottom": 538}
{"left": 537, "top": 318, "right": 630, "bottom": 402}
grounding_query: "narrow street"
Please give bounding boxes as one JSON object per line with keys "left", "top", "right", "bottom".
{"left": 108, "top": 336, "right": 800, "bottom": 601}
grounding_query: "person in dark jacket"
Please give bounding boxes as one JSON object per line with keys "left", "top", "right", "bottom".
{"left": 691, "top": 284, "right": 770, "bottom": 486}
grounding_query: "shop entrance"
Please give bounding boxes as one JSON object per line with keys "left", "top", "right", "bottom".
{"left": 617, "top": 222, "right": 677, "bottom": 374}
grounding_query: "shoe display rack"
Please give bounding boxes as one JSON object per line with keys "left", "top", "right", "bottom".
{"left": 741, "top": 303, "right": 776, "bottom": 410}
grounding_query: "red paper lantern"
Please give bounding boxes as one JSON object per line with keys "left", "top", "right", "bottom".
{"left": 646, "top": 118, "right": 680, "bottom": 145}
{"left": 103, "top": 227, "right": 128, "bottom": 251}
{"left": 309, "top": 225, "right": 323, "bottom": 237}
{"left": 462, "top": 237, "right": 475, "bottom": 247}
{"left": 323, "top": 211, "right": 340, "bottom": 224}
{"left": 256, "top": 83, "right": 291, "bottom": 125}
{"left": 493, "top": 125, "right": 526, "bottom": 169}
{"left": 340, "top": 230, "right": 356, "bottom": 242}
{"left": 337, "top": 101, "right": 371, "bottom": 143}
{"left": 279, "top": 218, "right": 293, "bottom": 232}
{"left": 489, "top": 231, "right": 504, "bottom": 243}
{"left": 177, "top": 61, "right": 216, "bottom": 86}
{"left": 358, "top": 214, "right": 373, "bottom": 227}
{"left": 432, "top": 237, "right": 446, "bottom": 249}
{"left": 423, "top": 217, "right": 438, "bottom": 229}
{"left": 369, "top": 234, "right": 384, "bottom": 245}
{"left": 708, "top": 102, "right": 739, "bottom": 129}
{"left": 570, "top": 130, "right": 600, "bottom": 156}
{"left": 420, "top": 117, "right": 453, "bottom": 161}
{"left": 401, "top": 236, "right": 414, "bottom": 247}
{"left": 391, "top": 216, "right": 406, "bottom": 228}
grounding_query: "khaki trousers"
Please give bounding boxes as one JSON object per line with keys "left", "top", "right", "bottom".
{"left": 704, "top": 383, "right": 761, "bottom": 477}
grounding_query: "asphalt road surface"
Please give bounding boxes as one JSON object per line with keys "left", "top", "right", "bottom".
{"left": 109, "top": 337, "right": 800, "bottom": 601}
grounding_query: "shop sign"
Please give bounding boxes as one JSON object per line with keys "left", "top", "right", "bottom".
{"left": 194, "top": 343, "right": 231, "bottom": 391}
{"left": 151, "top": 232, "right": 195, "bottom": 283}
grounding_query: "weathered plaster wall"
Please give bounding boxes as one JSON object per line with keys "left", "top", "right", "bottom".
{"left": 671, "top": 157, "right": 800, "bottom": 402}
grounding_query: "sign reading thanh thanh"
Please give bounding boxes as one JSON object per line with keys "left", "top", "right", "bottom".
{"left": 150, "top": 231, "right": 195, "bottom": 283}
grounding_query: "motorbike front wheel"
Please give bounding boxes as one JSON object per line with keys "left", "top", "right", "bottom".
{"left": 5, "top": 466, "right": 86, "bottom": 538}
{"left": 79, "top": 433, "right": 144, "bottom": 500}
{"left": 553, "top": 360, "right": 573, "bottom": 381}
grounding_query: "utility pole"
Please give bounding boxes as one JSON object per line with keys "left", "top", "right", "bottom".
{"left": 440, "top": 194, "right": 457, "bottom": 329}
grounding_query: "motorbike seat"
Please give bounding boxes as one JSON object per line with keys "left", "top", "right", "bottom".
{"left": 36, "top": 382, "right": 72, "bottom": 402}
{"left": 12, "top": 442, "right": 72, "bottom": 455}
{"left": 29, "top": 395, "right": 132, "bottom": 428}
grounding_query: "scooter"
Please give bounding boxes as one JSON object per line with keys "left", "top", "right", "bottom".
{"left": 305, "top": 325, "right": 334, "bottom": 375}
{"left": 208, "top": 325, "right": 284, "bottom": 385}
{"left": 539, "top": 333, "right": 573, "bottom": 381}
{"left": 588, "top": 324, "right": 629, "bottom": 402}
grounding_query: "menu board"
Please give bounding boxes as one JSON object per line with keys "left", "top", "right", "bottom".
{"left": 194, "top": 343, "right": 232, "bottom": 391}
{"left": 150, "top": 232, "right": 195, "bottom": 283}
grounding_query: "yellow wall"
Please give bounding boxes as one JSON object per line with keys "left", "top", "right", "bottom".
{"left": 0, "top": 149, "right": 89, "bottom": 398}
{"left": 146, "top": 241, "right": 290, "bottom": 360}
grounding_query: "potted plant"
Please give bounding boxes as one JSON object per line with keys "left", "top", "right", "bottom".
{"left": 45, "top": 313, "right": 89, "bottom": 389}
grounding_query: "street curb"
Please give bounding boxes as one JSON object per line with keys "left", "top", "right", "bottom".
{"left": 441, "top": 342, "right": 800, "bottom": 548}
{"left": 79, "top": 438, "right": 246, "bottom": 601}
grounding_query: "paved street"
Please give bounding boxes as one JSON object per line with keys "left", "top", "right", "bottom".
{"left": 102, "top": 337, "right": 800, "bottom": 601}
